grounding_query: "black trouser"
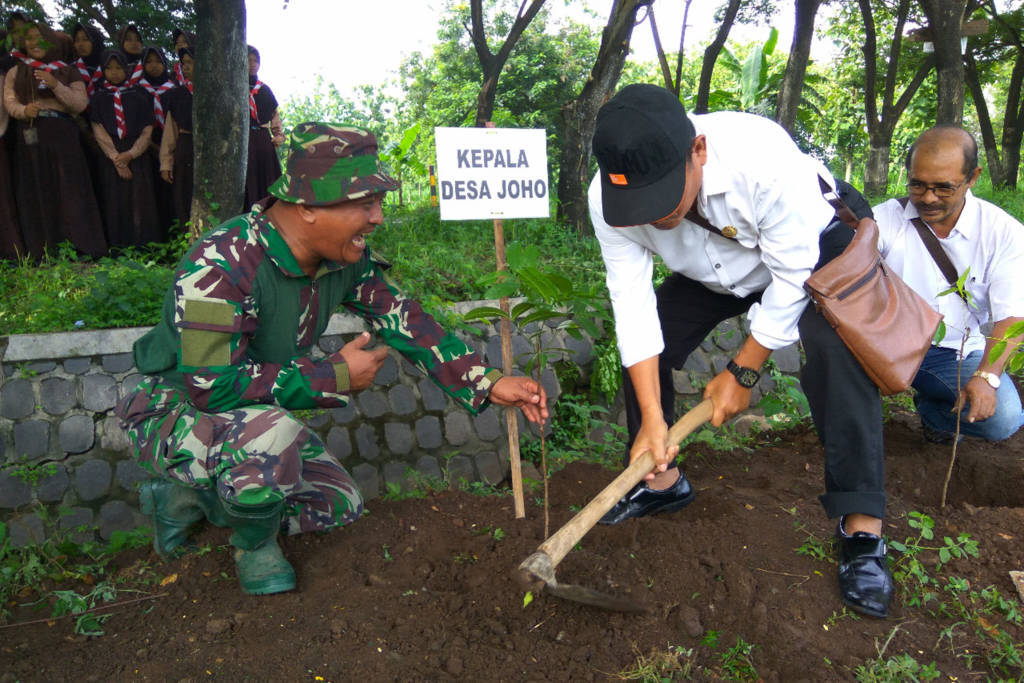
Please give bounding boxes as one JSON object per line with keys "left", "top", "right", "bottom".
{"left": 621, "top": 222, "right": 886, "bottom": 520}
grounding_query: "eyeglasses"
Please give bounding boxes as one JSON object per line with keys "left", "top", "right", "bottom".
{"left": 907, "top": 176, "right": 970, "bottom": 199}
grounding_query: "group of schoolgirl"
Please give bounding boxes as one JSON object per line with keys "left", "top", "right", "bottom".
{"left": 0, "top": 12, "right": 284, "bottom": 262}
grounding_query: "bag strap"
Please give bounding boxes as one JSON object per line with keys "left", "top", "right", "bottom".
{"left": 897, "top": 197, "right": 961, "bottom": 291}
{"left": 683, "top": 208, "right": 733, "bottom": 239}
{"left": 817, "top": 175, "right": 860, "bottom": 229}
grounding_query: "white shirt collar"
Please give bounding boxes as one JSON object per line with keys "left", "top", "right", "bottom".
{"left": 902, "top": 189, "right": 977, "bottom": 240}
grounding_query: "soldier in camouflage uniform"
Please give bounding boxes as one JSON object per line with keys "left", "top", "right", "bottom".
{"left": 117, "top": 122, "right": 549, "bottom": 596}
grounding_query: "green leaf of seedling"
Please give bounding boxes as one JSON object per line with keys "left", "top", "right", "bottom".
{"left": 933, "top": 320, "right": 946, "bottom": 345}
{"left": 523, "top": 591, "right": 534, "bottom": 608}
{"left": 988, "top": 341, "right": 1007, "bottom": 366}
{"left": 462, "top": 306, "right": 509, "bottom": 323}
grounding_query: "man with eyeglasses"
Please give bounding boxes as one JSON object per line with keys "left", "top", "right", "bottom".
{"left": 873, "top": 125, "right": 1024, "bottom": 445}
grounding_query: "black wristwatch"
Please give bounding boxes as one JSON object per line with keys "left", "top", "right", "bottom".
{"left": 727, "top": 359, "right": 760, "bottom": 388}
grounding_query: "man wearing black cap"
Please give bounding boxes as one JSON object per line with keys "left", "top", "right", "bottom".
{"left": 589, "top": 84, "right": 892, "bottom": 618}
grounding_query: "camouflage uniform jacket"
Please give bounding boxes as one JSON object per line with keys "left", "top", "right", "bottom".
{"left": 132, "top": 201, "right": 502, "bottom": 415}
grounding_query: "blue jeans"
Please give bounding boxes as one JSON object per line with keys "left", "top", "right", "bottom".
{"left": 912, "top": 346, "right": 1024, "bottom": 441}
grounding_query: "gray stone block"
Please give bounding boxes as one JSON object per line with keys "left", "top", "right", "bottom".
{"left": 40, "top": 377, "right": 76, "bottom": 415}
{"left": 8, "top": 514, "right": 44, "bottom": 547}
{"left": 711, "top": 355, "right": 729, "bottom": 375}
{"left": 0, "top": 470, "right": 32, "bottom": 508}
{"left": 318, "top": 334, "right": 344, "bottom": 354}
{"left": 58, "top": 506, "right": 96, "bottom": 544}
{"left": 116, "top": 459, "right": 150, "bottom": 491}
{"left": 400, "top": 357, "right": 422, "bottom": 378}
{"left": 373, "top": 355, "right": 399, "bottom": 386}
{"left": 381, "top": 461, "right": 411, "bottom": 493}
{"left": 713, "top": 320, "right": 743, "bottom": 351}
{"left": 2, "top": 363, "right": 10, "bottom": 378}
{"left": 63, "top": 357, "right": 92, "bottom": 375}
{"left": 1, "top": 379, "right": 35, "bottom": 419}
{"left": 418, "top": 378, "right": 448, "bottom": 412}
{"left": 354, "top": 424, "right": 380, "bottom": 461}
{"left": 474, "top": 451, "right": 504, "bottom": 485}
{"left": 415, "top": 455, "right": 442, "bottom": 482}
{"left": 326, "top": 426, "right": 352, "bottom": 460}
{"left": 121, "top": 373, "right": 144, "bottom": 395}
{"left": 415, "top": 416, "right": 442, "bottom": 449}
{"left": 773, "top": 344, "right": 802, "bottom": 373}
{"left": 563, "top": 334, "right": 594, "bottom": 366}
{"left": 351, "top": 462, "right": 379, "bottom": 500}
{"left": 82, "top": 374, "right": 118, "bottom": 412}
{"left": 0, "top": 434, "right": 5, "bottom": 462}
{"left": 74, "top": 459, "right": 112, "bottom": 501}
{"left": 13, "top": 420, "right": 50, "bottom": 458}
{"left": 357, "top": 391, "right": 388, "bottom": 419}
{"left": 27, "top": 361, "right": 56, "bottom": 374}
{"left": 98, "top": 500, "right": 138, "bottom": 540}
{"left": 303, "top": 411, "right": 331, "bottom": 429}
{"left": 101, "top": 353, "right": 135, "bottom": 374}
{"left": 473, "top": 409, "right": 502, "bottom": 441}
{"left": 36, "top": 464, "right": 69, "bottom": 502}
{"left": 384, "top": 423, "right": 414, "bottom": 455}
{"left": 59, "top": 414, "right": 95, "bottom": 454}
{"left": 672, "top": 369, "right": 699, "bottom": 395}
{"left": 388, "top": 385, "right": 417, "bottom": 416}
{"left": 683, "top": 350, "right": 711, "bottom": 374}
{"left": 445, "top": 455, "right": 475, "bottom": 488}
{"left": 444, "top": 412, "right": 473, "bottom": 446}
{"left": 539, "top": 368, "right": 561, "bottom": 405}
{"left": 331, "top": 402, "right": 357, "bottom": 425}
{"left": 485, "top": 334, "right": 532, "bottom": 369}
{"left": 100, "top": 416, "right": 130, "bottom": 452}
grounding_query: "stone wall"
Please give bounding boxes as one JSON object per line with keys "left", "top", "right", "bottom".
{"left": 0, "top": 304, "right": 799, "bottom": 547}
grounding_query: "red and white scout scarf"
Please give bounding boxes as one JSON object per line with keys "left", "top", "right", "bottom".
{"left": 12, "top": 51, "right": 68, "bottom": 89}
{"left": 249, "top": 80, "right": 263, "bottom": 121}
{"left": 126, "top": 61, "right": 145, "bottom": 87}
{"left": 103, "top": 81, "right": 130, "bottom": 139}
{"left": 138, "top": 77, "right": 175, "bottom": 127}
{"left": 174, "top": 62, "right": 185, "bottom": 86}
{"left": 185, "top": 79, "right": 193, "bottom": 94}
{"left": 74, "top": 58, "right": 102, "bottom": 96}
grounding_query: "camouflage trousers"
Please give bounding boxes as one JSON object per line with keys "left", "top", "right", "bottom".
{"left": 116, "top": 377, "right": 363, "bottom": 535}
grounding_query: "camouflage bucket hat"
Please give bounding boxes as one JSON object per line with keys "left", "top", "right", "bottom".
{"left": 268, "top": 122, "right": 399, "bottom": 206}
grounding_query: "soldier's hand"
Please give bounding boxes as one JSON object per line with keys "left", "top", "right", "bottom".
{"left": 488, "top": 376, "right": 548, "bottom": 424}
{"left": 336, "top": 331, "right": 388, "bottom": 391}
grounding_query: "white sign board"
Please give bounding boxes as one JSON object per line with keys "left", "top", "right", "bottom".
{"left": 434, "top": 127, "right": 549, "bottom": 220}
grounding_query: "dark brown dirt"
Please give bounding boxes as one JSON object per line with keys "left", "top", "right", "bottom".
{"left": 3, "top": 406, "right": 1024, "bottom": 682}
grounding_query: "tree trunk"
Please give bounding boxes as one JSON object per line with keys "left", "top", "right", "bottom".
{"left": 964, "top": 49, "right": 1004, "bottom": 186}
{"left": 556, "top": 0, "right": 650, "bottom": 236}
{"left": 917, "top": 0, "right": 968, "bottom": 124}
{"left": 1001, "top": 52, "right": 1024, "bottom": 188}
{"left": 695, "top": 0, "right": 741, "bottom": 114}
{"left": 776, "top": 0, "right": 822, "bottom": 133}
{"left": 190, "top": 0, "right": 248, "bottom": 239}
{"left": 864, "top": 141, "right": 892, "bottom": 196}
{"left": 468, "top": 0, "right": 547, "bottom": 128}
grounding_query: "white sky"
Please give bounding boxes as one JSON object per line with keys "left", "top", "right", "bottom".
{"left": 247, "top": 0, "right": 801, "bottom": 106}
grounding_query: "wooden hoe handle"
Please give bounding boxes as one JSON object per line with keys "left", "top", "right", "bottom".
{"left": 536, "top": 399, "right": 714, "bottom": 568}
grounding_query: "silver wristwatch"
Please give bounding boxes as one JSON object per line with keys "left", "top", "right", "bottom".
{"left": 972, "top": 370, "right": 1001, "bottom": 389}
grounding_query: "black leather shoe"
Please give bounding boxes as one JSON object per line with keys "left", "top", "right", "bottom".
{"left": 836, "top": 524, "right": 893, "bottom": 618}
{"left": 598, "top": 472, "right": 695, "bottom": 526}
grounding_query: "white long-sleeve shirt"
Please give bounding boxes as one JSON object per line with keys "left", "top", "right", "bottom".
{"left": 874, "top": 192, "right": 1024, "bottom": 356}
{"left": 590, "top": 111, "right": 836, "bottom": 368}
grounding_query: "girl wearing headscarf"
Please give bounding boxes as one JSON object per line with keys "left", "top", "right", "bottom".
{"left": 0, "top": 28, "right": 24, "bottom": 260}
{"left": 243, "top": 45, "right": 285, "bottom": 210}
{"left": 3, "top": 23, "right": 106, "bottom": 259}
{"left": 89, "top": 48, "right": 160, "bottom": 248}
{"left": 71, "top": 22, "right": 104, "bottom": 97}
{"left": 116, "top": 24, "right": 145, "bottom": 84}
{"left": 159, "top": 46, "right": 193, "bottom": 229}
{"left": 137, "top": 45, "right": 175, "bottom": 232}
{"left": 169, "top": 28, "right": 195, "bottom": 86}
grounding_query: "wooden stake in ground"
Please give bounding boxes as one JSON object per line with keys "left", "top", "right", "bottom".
{"left": 493, "top": 216, "right": 525, "bottom": 519}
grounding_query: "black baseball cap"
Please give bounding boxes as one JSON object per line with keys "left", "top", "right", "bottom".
{"left": 592, "top": 84, "right": 696, "bottom": 227}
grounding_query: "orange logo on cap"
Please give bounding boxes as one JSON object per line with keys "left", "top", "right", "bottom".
{"left": 608, "top": 173, "right": 628, "bottom": 186}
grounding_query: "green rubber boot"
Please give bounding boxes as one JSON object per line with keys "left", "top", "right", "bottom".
{"left": 138, "top": 479, "right": 207, "bottom": 559}
{"left": 220, "top": 498, "right": 296, "bottom": 596}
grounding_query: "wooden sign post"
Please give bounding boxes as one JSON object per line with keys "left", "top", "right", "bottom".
{"left": 433, "top": 124, "right": 550, "bottom": 520}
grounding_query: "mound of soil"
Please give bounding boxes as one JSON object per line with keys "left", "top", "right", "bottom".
{"left": 4, "top": 407, "right": 1024, "bottom": 681}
